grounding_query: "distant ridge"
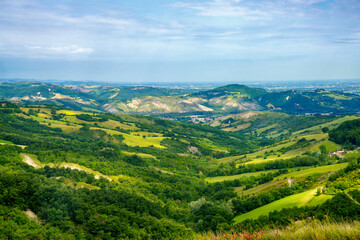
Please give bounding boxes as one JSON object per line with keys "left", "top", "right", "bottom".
{"left": 1, "top": 81, "right": 360, "bottom": 115}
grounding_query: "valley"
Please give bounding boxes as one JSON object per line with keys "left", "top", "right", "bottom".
{"left": 0, "top": 83, "right": 360, "bottom": 239}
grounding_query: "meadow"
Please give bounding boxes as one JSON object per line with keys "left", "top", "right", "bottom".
{"left": 234, "top": 188, "right": 327, "bottom": 223}
{"left": 238, "top": 163, "right": 348, "bottom": 196}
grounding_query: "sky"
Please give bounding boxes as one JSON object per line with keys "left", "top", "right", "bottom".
{"left": 0, "top": 0, "right": 359, "bottom": 83}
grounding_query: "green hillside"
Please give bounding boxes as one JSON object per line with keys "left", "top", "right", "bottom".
{"left": 1, "top": 100, "right": 360, "bottom": 239}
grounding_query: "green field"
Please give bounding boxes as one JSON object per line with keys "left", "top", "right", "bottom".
{"left": 58, "top": 110, "right": 83, "bottom": 115}
{"left": 206, "top": 166, "right": 316, "bottom": 183}
{"left": 216, "top": 116, "right": 359, "bottom": 165}
{"left": 234, "top": 188, "right": 330, "bottom": 223}
{"left": 28, "top": 109, "right": 167, "bottom": 148}
{"left": 205, "top": 170, "right": 278, "bottom": 183}
{"left": 238, "top": 163, "right": 348, "bottom": 196}
{"left": 215, "top": 140, "right": 295, "bottom": 164}
{"left": 218, "top": 132, "right": 331, "bottom": 166}
{"left": 30, "top": 115, "right": 81, "bottom": 133}
{"left": 122, "top": 151, "right": 157, "bottom": 159}
{"left": 123, "top": 135, "right": 166, "bottom": 148}
{"left": 310, "top": 140, "right": 340, "bottom": 152}
{"left": 293, "top": 115, "right": 360, "bottom": 135}
{"left": 274, "top": 163, "right": 348, "bottom": 180}
{"left": 93, "top": 128, "right": 166, "bottom": 148}
{"left": 256, "top": 124, "right": 279, "bottom": 134}
{"left": 0, "top": 139, "right": 14, "bottom": 145}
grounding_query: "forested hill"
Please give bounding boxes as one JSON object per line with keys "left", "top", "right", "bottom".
{"left": 1, "top": 81, "right": 360, "bottom": 115}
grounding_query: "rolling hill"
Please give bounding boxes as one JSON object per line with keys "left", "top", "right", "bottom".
{"left": 1, "top": 81, "right": 360, "bottom": 115}
{"left": 1, "top": 100, "right": 360, "bottom": 239}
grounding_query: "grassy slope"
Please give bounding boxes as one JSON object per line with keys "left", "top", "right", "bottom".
{"left": 0, "top": 139, "right": 14, "bottom": 144}
{"left": 205, "top": 170, "right": 278, "bottom": 183}
{"left": 234, "top": 188, "right": 326, "bottom": 223}
{"left": 27, "top": 109, "right": 168, "bottom": 148}
{"left": 95, "top": 128, "right": 166, "bottom": 148}
{"left": 293, "top": 115, "right": 360, "bottom": 135}
{"left": 238, "top": 163, "right": 348, "bottom": 196}
{"left": 274, "top": 163, "right": 348, "bottom": 180}
{"left": 206, "top": 166, "right": 316, "bottom": 183}
{"left": 216, "top": 116, "right": 358, "bottom": 165}
{"left": 310, "top": 140, "right": 340, "bottom": 152}
{"left": 197, "top": 221, "right": 360, "bottom": 240}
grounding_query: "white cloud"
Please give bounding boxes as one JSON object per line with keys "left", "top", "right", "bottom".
{"left": 173, "top": 0, "right": 271, "bottom": 20}
{"left": 26, "top": 45, "right": 93, "bottom": 54}
{"left": 287, "top": 0, "right": 327, "bottom": 5}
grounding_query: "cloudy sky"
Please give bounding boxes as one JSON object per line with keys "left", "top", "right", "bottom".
{"left": 0, "top": 0, "right": 359, "bottom": 82}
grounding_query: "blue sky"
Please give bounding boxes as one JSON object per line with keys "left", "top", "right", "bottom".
{"left": 0, "top": 0, "right": 359, "bottom": 83}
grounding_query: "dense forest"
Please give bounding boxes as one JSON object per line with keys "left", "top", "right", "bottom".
{"left": 329, "top": 118, "right": 360, "bottom": 148}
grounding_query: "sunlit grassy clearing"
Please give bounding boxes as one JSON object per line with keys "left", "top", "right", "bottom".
{"left": 0, "top": 139, "right": 14, "bottom": 144}
{"left": 238, "top": 163, "right": 347, "bottom": 196}
{"left": 215, "top": 140, "right": 295, "bottom": 164}
{"left": 62, "top": 115, "right": 91, "bottom": 124}
{"left": 198, "top": 138, "right": 229, "bottom": 153}
{"left": 215, "top": 128, "right": 333, "bottom": 165}
{"left": 325, "top": 93, "right": 354, "bottom": 100}
{"left": 306, "top": 194, "right": 333, "bottom": 206}
{"left": 274, "top": 163, "right": 348, "bottom": 180}
{"left": 123, "top": 135, "right": 166, "bottom": 148}
{"left": 300, "top": 133, "right": 328, "bottom": 140}
{"left": 31, "top": 115, "right": 81, "bottom": 133}
{"left": 207, "top": 166, "right": 314, "bottom": 183}
{"left": 39, "top": 110, "right": 139, "bottom": 131}
{"left": 58, "top": 110, "right": 83, "bottom": 115}
{"left": 99, "top": 120, "right": 138, "bottom": 130}
{"left": 310, "top": 140, "right": 340, "bottom": 152}
{"left": 245, "top": 153, "right": 298, "bottom": 165}
{"left": 237, "top": 133, "right": 328, "bottom": 165}
{"left": 62, "top": 179, "right": 100, "bottom": 190}
{"left": 234, "top": 188, "right": 322, "bottom": 223}
{"left": 130, "top": 131, "right": 163, "bottom": 137}
{"left": 48, "top": 122, "right": 81, "bottom": 133}
{"left": 293, "top": 115, "right": 360, "bottom": 135}
{"left": 32, "top": 113, "right": 166, "bottom": 147}
{"left": 256, "top": 124, "right": 279, "bottom": 134}
{"left": 235, "top": 180, "right": 283, "bottom": 196}
{"left": 222, "top": 123, "right": 251, "bottom": 132}
{"left": 122, "top": 151, "right": 157, "bottom": 159}
{"left": 93, "top": 128, "right": 166, "bottom": 148}
{"left": 205, "top": 170, "right": 278, "bottom": 183}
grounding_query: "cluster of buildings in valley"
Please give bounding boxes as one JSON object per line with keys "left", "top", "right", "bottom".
{"left": 304, "top": 112, "right": 333, "bottom": 116}
{"left": 189, "top": 116, "right": 217, "bottom": 124}
{"left": 159, "top": 115, "right": 219, "bottom": 124}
